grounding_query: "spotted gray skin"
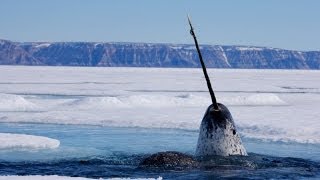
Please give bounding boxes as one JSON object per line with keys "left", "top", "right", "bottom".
{"left": 196, "top": 103, "right": 247, "bottom": 157}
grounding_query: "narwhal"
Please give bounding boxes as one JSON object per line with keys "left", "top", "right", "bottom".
{"left": 187, "top": 16, "right": 247, "bottom": 157}
{"left": 140, "top": 16, "right": 247, "bottom": 168}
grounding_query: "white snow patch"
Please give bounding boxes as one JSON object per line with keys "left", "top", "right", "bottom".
{"left": 63, "top": 93, "right": 286, "bottom": 110}
{"left": 124, "top": 94, "right": 207, "bottom": 107}
{"left": 183, "top": 46, "right": 198, "bottom": 50}
{"left": 217, "top": 46, "right": 231, "bottom": 67}
{"left": 0, "top": 133, "right": 60, "bottom": 150}
{"left": 169, "top": 45, "right": 183, "bottom": 50}
{"left": 35, "top": 43, "right": 51, "bottom": 48}
{"left": 222, "top": 93, "right": 287, "bottom": 106}
{"left": 66, "top": 96, "right": 128, "bottom": 109}
{"left": 94, "top": 43, "right": 103, "bottom": 47}
{"left": 0, "top": 93, "right": 39, "bottom": 111}
{"left": 236, "top": 47, "right": 264, "bottom": 51}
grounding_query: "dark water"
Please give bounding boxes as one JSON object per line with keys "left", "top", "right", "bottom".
{"left": 0, "top": 123, "right": 319, "bottom": 179}
{"left": 0, "top": 153, "right": 319, "bottom": 179}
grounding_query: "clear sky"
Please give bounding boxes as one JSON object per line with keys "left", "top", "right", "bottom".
{"left": 0, "top": 0, "right": 319, "bottom": 51}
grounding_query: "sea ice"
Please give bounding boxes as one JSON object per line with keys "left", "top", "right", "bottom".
{"left": 0, "top": 133, "right": 60, "bottom": 150}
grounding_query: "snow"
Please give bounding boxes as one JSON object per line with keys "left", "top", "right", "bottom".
{"left": 0, "top": 66, "right": 319, "bottom": 144}
{"left": 224, "top": 46, "right": 270, "bottom": 51}
{"left": 169, "top": 45, "right": 183, "bottom": 50}
{"left": 221, "top": 93, "right": 287, "bottom": 106}
{"left": 0, "top": 176, "right": 162, "bottom": 180}
{"left": 0, "top": 133, "right": 60, "bottom": 150}
{"left": 61, "top": 93, "right": 286, "bottom": 110}
{"left": 0, "top": 93, "right": 39, "bottom": 111}
{"left": 183, "top": 45, "right": 198, "bottom": 50}
{"left": 236, "top": 46, "right": 264, "bottom": 51}
{"left": 218, "top": 46, "right": 231, "bottom": 67}
{"left": 35, "top": 43, "right": 51, "bottom": 48}
{"left": 94, "top": 43, "right": 102, "bottom": 47}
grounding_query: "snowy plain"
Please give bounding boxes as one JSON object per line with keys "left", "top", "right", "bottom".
{"left": 0, "top": 66, "right": 319, "bottom": 179}
{"left": 0, "top": 66, "right": 319, "bottom": 144}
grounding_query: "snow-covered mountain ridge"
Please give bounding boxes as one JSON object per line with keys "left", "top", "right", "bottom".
{"left": 1, "top": 39, "right": 319, "bottom": 69}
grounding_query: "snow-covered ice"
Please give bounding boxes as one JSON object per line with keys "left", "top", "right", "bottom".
{"left": 0, "top": 66, "right": 319, "bottom": 179}
{"left": 0, "top": 66, "right": 319, "bottom": 144}
{"left": 0, "top": 133, "right": 60, "bottom": 150}
{"left": 0, "top": 93, "right": 39, "bottom": 111}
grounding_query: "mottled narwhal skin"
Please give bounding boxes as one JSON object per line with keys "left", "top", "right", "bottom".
{"left": 196, "top": 103, "right": 247, "bottom": 156}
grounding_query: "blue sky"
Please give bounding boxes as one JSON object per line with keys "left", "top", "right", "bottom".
{"left": 0, "top": 0, "right": 319, "bottom": 50}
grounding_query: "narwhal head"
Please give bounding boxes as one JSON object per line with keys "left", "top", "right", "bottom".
{"left": 195, "top": 103, "right": 247, "bottom": 157}
{"left": 187, "top": 15, "right": 247, "bottom": 157}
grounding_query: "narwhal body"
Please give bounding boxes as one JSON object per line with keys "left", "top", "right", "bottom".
{"left": 187, "top": 15, "right": 247, "bottom": 157}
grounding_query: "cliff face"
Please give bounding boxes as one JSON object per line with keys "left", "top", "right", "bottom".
{"left": 1, "top": 39, "right": 319, "bottom": 69}
{"left": 0, "top": 40, "right": 40, "bottom": 65}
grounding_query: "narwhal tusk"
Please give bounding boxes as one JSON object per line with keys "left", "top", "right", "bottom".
{"left": 187, "top": 15, "right": 219, "bottom": 110}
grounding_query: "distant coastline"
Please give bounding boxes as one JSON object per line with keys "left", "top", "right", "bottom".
{"left": 1, "top": 39, "right": 319, "bottom": 69}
